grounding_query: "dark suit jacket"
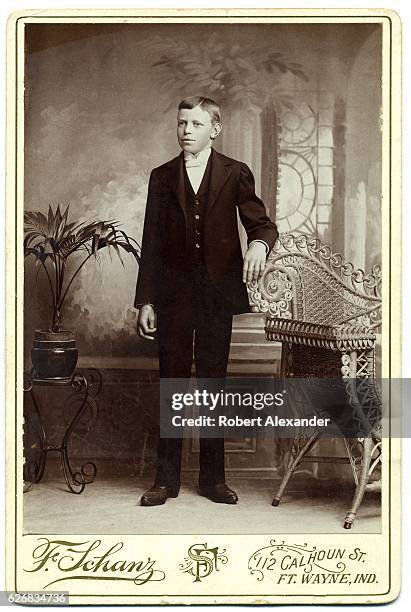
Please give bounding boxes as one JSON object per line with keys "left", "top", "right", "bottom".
{"left": 134, "top": 148, "right": 278, "bottom": 315}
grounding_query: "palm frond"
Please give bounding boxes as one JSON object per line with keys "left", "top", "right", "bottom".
{"left": 24, "top": 203, "right": 141, "bottom": 331}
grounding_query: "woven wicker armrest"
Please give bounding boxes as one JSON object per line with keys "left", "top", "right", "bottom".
{"left": 248, "top": 234, "right": 382, "bottom": 337}
{"left": 265, "top": 316, "right": 377, "bottom": 352}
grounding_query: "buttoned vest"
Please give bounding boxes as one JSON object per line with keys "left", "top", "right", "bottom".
{"left": 183, "top": 155, "right": 212, "bottom": 267}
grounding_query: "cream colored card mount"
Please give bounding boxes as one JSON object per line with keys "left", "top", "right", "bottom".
{"left": 5, "top": 8, "right": 401, "bottom": 605}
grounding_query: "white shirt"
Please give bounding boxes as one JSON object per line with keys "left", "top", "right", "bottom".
{"left": 184, "top": 146, "right": 212, "bottom": 194}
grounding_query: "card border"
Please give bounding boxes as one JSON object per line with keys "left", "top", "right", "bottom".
{"left": 5, "top": 8, "right": 402, "bottom": 604}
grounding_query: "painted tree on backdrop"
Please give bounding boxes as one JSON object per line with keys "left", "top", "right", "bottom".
{"left": 143, "top": 33, "right": 309, "bottom": 218}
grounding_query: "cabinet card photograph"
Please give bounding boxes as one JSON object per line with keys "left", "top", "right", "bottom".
{"left": 5, "top": 8, "right": 401, "bottom": 605}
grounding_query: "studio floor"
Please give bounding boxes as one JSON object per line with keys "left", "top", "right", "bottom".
{"left": 23, "top": 475, "right": 381, "bottom": 534}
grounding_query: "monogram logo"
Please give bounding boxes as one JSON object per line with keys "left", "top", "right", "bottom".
{"left": 180, "top": 543, "right": 228, "bottom": 583}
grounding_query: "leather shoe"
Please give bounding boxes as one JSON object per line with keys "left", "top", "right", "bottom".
{"left": 140, "top": 485, "right": 179, "bottom": 506}
{"left": 199, "top": 483, "right": 238, "bottom": 504}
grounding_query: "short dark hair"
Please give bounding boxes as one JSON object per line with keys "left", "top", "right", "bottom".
{"left": 178, "top": 96, "right": 221, "bottom": 124}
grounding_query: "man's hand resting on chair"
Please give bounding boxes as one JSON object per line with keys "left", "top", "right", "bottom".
{"left": 243, "top": 241, "right": 267, "bottom": 284}
{"left": 137, "top": 304, "right": 157, "bottom": 340}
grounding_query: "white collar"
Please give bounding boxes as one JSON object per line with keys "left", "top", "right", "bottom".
{"left": 184, "top": 146, "right": 212, "bottom": 165}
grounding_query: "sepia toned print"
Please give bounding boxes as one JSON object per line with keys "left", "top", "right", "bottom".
{"left": 5, "top": 8, "right": 401, "bottom": 605}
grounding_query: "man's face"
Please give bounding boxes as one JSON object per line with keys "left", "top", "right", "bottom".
{"left": 177, "top": 106, "right": 221, "bottom": 154}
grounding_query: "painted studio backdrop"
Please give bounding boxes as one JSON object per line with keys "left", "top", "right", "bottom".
{"left": 23, "top": 22, "right": 382, "bottom": 478}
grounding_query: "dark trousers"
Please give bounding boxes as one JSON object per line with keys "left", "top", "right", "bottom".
{"left": 154, "top": 268, "right": 233, "bottom": 490}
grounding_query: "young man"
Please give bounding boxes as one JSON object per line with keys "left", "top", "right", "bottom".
{"left": 135, "top": 96, "right": 278, "bottom": 506}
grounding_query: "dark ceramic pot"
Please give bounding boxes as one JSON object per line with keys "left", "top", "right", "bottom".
{"left": 31, "top": 329, "right": 78, "bottom": 380}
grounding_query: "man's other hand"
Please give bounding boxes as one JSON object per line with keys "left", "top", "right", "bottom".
{"left": 243, "top": 241, "right": 267, "bottom": 284}
{"left": 137, "top": 304, "right": 157, "bottom": 340}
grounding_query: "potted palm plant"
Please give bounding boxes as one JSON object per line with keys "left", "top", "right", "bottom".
{"left": 24, "top": 204, "right": 140, "bottom": 380}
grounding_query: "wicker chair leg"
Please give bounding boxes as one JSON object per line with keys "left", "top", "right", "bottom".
{"left": 343, "top": 436, "right": 373, "bottom": 529}
{"left": 272, "top": 433, "right": 320, "bottom": 507}
{"left": 272, "top": 445, "right": 295, "bottom": 506}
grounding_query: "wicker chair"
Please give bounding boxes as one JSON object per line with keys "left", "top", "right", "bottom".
{"left": 248, "top": 233, "right": 382, "bottom": 529}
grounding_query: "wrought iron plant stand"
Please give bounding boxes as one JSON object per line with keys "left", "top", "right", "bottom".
{"left": 248, "top": 233, "right": 382, "bottom": 529}
{"left": 23, "top": 369, "right": 102, "bottom": 494}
